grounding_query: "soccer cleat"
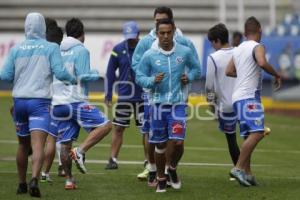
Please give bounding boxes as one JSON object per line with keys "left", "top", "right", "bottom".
{"left": 137, "top": 168, "right": 149, "bottom": 181}
{"left": 70, "top": 147, "right": 86, "bottom": 174}
{"left": 105, "top": 158, "right": 118, "bottom": 170}
{"left": 165, "top": 173, "right": 171, "bottom": 188}
{"left": 40, "top": 172, "right": 53, "bottom": 183}
{"left": 64, "top": 178, "right": 77, "bottom": 190}
{"left": 156, "top": 177, "right": 167, "bottom": 193}
{"left": 246, "top": 175, "right": 258, "bottom": 186}
{"left": 58, "top": 165, "right": 66, "bottom": 177}
{"left": 229, "top": 167, "right": 251, "bottom": 187}
{"left": 143, "top": 160, "right": 149, "bottom": 168}
{"left": 29, "top": 177, "right": 41, "bottom": 197}
{"left": 168, "top": 168, "right": 182, "bottom": 189}
{"left": 16, "top": 183, "right": 27, "bottom": 194}
{"left": 264, "top": 127, "right": 271, "bottom": 136}
{"left": 147, "top": 171, "right": 157, "bottom": 187}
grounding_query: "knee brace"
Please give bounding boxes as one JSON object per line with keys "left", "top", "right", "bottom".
{"left": 155, "top": 146, "right": 166, "bottom": 154}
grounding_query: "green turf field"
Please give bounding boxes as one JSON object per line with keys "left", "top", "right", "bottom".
{"left": 0, "top": 96, "right": 299, "bottom": 200}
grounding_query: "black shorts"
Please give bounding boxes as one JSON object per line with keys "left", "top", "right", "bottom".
{"left": 112, "top": 101, "right": 144, "bottom": 127}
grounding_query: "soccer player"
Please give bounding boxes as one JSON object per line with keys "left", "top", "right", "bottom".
{"left": 104, "top": 21, "right": 144, "bottom": 170}
{"left": 231, "top": 31, "right": 243, "bottom": 47}
{"left": 40, "top": 17, "right": 65, "bottom": 183}
{"left": 226, "top": 16, "right": 281, "bottom": 186}
{"left": 132, "top": 6, "right": 200, "bottom": 185}
{"left": 205, "top": 23, "right": 240, "bottom": 167}
{"left": 0, "top": 12, "right": 76, "bottom": 197}
{"left": 136, "top": 19, "right": 201, "bottom": 192}
{"left": 51, "top": 18, "right": 112, "bottom": 189}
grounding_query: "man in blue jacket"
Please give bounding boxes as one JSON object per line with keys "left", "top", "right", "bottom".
{"left": 105, "top": 21, "right": 144, "bottom": 170}
{"left": 132, "top": 6, "right": 201, "bottom": 186}
{"left": 51, "top": 18, "right": 112, "bottom": 190}
{"left": 0, "top": 12, "right": 76, "bottom": 197}
{"left": 136, "top": 19, "right": 201, "bottom": 192}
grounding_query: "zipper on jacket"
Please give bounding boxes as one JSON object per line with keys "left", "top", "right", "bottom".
{"left": 167, "top": 56, "right": 172, "bottom": 102}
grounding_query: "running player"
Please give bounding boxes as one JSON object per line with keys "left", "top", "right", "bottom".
{"left": 136, "top": 19, "right": 201, "bottom": 192}
{"left": 226, "top": 16, "right": 281, "bottom": 186}
{"left": 206, "top": 23, "right": 240, "bottom": 167}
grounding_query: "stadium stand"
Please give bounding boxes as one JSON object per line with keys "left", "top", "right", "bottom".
{"left": 0, "top": 0, "right": 293, "bottom": 34}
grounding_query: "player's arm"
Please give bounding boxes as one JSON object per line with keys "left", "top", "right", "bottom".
{"left": 0, "top": 48, "right": 15, "bottom": 82}
{"left": 105, "top": 49, "right": 118, "bottom": 106}
{"left": 255, "top": 45, "right": 282, "bottom": 90}
{"left": 50, "top": 45, "right": 77, "bottom": 84}
{"left": 132, "top": 38, "right": 148, "bottom": 73}
{"left": 75, "top": 49, "right": 100, "bottom": 82}
{"left": 135, "top": 53, "right": 157, "bottom": 89}
{"left": 205, "top": 56, "right": 216, "bottom": 97}
{"left": 225, "top": 58, "right": 237, "bottom": 77}
{"left": 205, "top": 56, "right": 217, "bottom": 113}
{"left": 184, "top": 50, "right": 201, "bottom": 84}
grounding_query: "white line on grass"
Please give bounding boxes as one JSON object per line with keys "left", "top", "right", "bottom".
{"left": 0, "top": 157, "right": 271, "bottom": 167}
{"left": 0, "top": 139, "right": 300, "bottom": 154}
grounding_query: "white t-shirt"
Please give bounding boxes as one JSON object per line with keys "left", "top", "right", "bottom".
{"left": 232, "top": 40, "right": 262, "bottom": 103}
{"left": 205, "top": 47, "right": 235, "bottom": 113}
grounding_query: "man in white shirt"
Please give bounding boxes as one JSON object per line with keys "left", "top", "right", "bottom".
{"left": 206, "top": 23, "right": 240, "bottom": 168}
{"left": 226, "top": 16, "right": 281, "bottom": 186}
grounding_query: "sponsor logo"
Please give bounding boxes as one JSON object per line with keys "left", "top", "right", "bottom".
{"left": 61, "top": 51, "right": 74, "bottom": 56}
{"left": 172, "top": 122, "right": 184, "bottom": 135}
{"left": 82, "top": 104, "right": 95, "bottom": 111}
{"left": 19, "top": 44, "right": 44, "bottom": 50}
{"left": 247, "top": 104, "right": 256, "bottom": 111}
{"left": 254, "top": 119, "right": 262, "bottom": 126}
{"left": 155, "top": 60, "right": 161, "bottom": 66}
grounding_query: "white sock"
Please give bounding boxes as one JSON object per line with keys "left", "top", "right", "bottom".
{"left": 164, "top": 165, "right": 169, "bottom": 174}
{"left": 112, "top": 157, "right": 118, "bottom": 163}
{"left": 148, "top": 163, "right": 156, "bottom": 172}
{"left": 56, "top": 142, "right": 62, "bottom": 165}
{"left": 77, "top": 147, "right": 85, "bottom": 154}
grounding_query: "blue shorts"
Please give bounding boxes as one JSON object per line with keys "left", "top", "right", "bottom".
{"left": 141, "top": 100, "right": 151, "bottom": 134}
{"left": 218, "top": 112, "right": 237, "bottom": 134}
{"left": 233, "top": 97, "right": 265, "bottom": 137}
{"left": 13, "top": 98, "right": 52, "bottom": 137}
{"left": 51, "top": 102, "right": 109, "bottom": 142}
{"left": 50, "top": 119, "right": 80, "bottom": 143}
{"left": 149, "top": 104, "right": 186, "bottom": 143}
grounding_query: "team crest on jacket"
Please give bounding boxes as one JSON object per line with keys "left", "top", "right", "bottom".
{"left": 176, "top": 56, "right": 183, "bottom": 65}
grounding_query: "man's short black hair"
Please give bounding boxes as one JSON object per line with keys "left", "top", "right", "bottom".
{"left": 65, "top": 18, "right": 84, "bottom": 38}
{"left": 245, "top": 16, "right": 261, "bottom": 36}
{"left": 207, "top": 23, "right": 229, "bottom": 45}
{"left": 232, "top": 31, "right": 243, "bottom": 39}
{"left": 154, "top": 6, "right": 173, "bottom": 20}
{"left": 45, "top": 17, "right": 58, "bottom": 31}
{"left": 155, "top": 18, "right": 175, "bottom": 32}
{"left": 46, "top": 26, "right": 63, "bottom": 45}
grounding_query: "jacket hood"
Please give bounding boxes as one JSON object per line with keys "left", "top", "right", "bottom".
{"left": 24, "top": 12, "right": 46, "bottom": 39}
{"left": 151, "top": 39, "right": 176, "bottom": 56}
{"left": 60, "top": 37, "right": 83, "bottom": 51}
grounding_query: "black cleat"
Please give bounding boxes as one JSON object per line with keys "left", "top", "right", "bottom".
{"left": 147, "top": 171, "right": 157, "bottom": 187}
{"left": 16, "top": 182, "right": 27, "bottom": 194}
{"left": 168, "top": 168, "right": 182, "bottom": 189}
{"left": 156, "top": 178, "right": 167, "bottom": 193}
{"left": 165, "top": 173, "right": 171, "bottom": 188}
{"left": 29, "top": 177, "right": 41, "bottom": 198}
{"left": 105, "top": 158, "right": 118, "bottom": 170}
